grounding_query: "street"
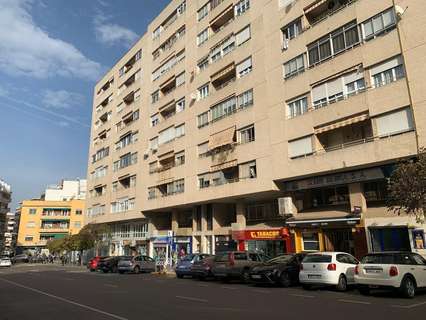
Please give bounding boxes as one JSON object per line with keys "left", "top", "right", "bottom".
{"left": 1, "top": 264, "right": 426, "bottom": 320}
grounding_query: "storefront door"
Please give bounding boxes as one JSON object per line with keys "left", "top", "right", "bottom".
{"left": 247, "top": 240, "right": 285, "bottom": 258}
{"left": 324, "top": 229, "right": 354, "bottom": 255}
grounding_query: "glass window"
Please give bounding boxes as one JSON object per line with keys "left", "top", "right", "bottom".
{"left": 197, "top": 3, "right": 209, "bottom": 21}
{"left": 198, "top": 83, "right": 209, "bottom": 100}
{"left": 302, "top": 233, "right": 320, "bottom": 251}
{"left": 284, "top": 54, "right": 305, "bottom": 79}
{"left": 287, "top": 96, "right": 308, "bottom": 118}
{"left": 303, "top": 254, "right": 332, "bottom": 263}
{"left": 29, "top": 208, "right": 37, "bottom": 215}
{"left": 238, "top": 124, "right": 255, "bottom": 144}
{"left": 235, "top": 0, "right": 250, "bottom": 16}
{"left": 238, "top": 89, "right": 253, "bottom": 108}
{"left": 197, "top": 28, "right": 209, "bottom": 46}
{"left": 362, "top": 8, "right": 396, "bottom": 41}
{"left": 282, "top": 18, "right": 302, "bottom": 41}
{"left": 197, "top": 111, "right": 209, "bottom": 128}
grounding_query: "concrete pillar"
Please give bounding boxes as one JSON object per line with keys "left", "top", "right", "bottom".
{"left": 348, "top": 183, "right": 367, "bottom": 214}
{"left": 236, "top": 201, "right": 246, "bottom": 228}
{"left": 201, "top": 204, "right": 207, "bottom": 231}
{"left": 171, "top": 209, "right": 178, "bottom": 232}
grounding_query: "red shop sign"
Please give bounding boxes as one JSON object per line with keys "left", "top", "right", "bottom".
{"left": 233, "top": 228, "right": 290, "bottom": 240}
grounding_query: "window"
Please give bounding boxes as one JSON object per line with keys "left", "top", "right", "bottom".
{"left": 149, "top": 161, "right": 158, "bottom": 174}
{"left": 198, "top": 142, "right": 209, "bottom": 157}
{"left": 345, "top": 77, "right": 365, "bottom": 96}
{"left": 197, "top": 28, "right": 209, "bottom": 46}
{"left": 287, "top": 96, "right": 308, "bottom": 118}
{"left": 76, "top": 210, "right": 82, "bottom": 215}
{"left": 284, "top": 54, "right": 305, "bottom": 79}
{"left": 370, "top": 56, "right": 405, "bottom": 88}
{"left": 239, "top": 160, "right": 257, "bottom": 179}
{"left": 29, "top": 208, "right": 37, "bottom": 215}
{"left": 175, "top": 151, "right": 185, "bottom": 166}
{"left": 119, "top": 67, "right": 125, "bottom": 77}
{"left": 362, "top": 8, "right": 396, "bottom": 41}
{"left": 152, "top": 90, "right": 159, "bottom": 104}
{"left": 375, "top": 107, "right": 414, "bottom": 137}
{"left": 235, "top": 0, "right": 250, "bottom": 16}
{"left": 176, "top": 72, "right": 185, "bottom": 87}
{"left": 211, "top": 97, "right": 237, "bottom": 121}
{"left": 197, "top": 111, "right": 209, "bottom": 128}
{"left": 363, "top": 181, "right": 388, "bottom": 203}
{"left": 150, "top": 114, "right": 159, "bottom": 127}
{"left": 130, "top": 175, "right": 137, "bottom": 187}
{"left": 312, "top": 78, "right": 344, "bottom": 109}
{"left": 175, "top": 123, "right": 185, "bottom": 138}
{"left": 25, "top": 236, "right": 33, "bottom": 242}
{"left": 197, "top": 56, "right": 209, "bottom": 72}
{"left": 302, "top": 232, "right": 319, "bottom": 251}
{"left": 198, "top": 173, "right": 211, "bottom": 189}
{"left": 238, "top": 124, "right": 255, "bottom": 144}
{"left": 134, "top": 89, "right": 141, "bottom": 101}
{"left": 149, "top": 137, "right": 158, "bottom": 151}
{"left": 198, "top": 83, "right": 209, "bottom": 100}
{"left": 112, "top": 181, "right": 118, "bottom": 192}
{"left": 26, "top": 221, "right": 35, "bottom": 228}
{"left": 308, "top": 21, "right": 359, "bottom": 66}
{"left": 198, "top": 3, "right": 209, "bottom": 21}
{"left": 159, "top": 126, "right": 175, "bottom": 145}
{"left": 74, "top": 221, "right": 81, "bottom": 228}
{"left": 235, "top": 25, "right": 251, "bottom": 46}
{"left": 111, "top": 197, "right": 135, "bottom": 213}
{"left": 282, "top": 18, "right": 302, "bottom": 42}
{"left": 236, "top": 56, "right": 252, "bottom": 78}
{"left": 176, "top": 98, "right": 185, "bottom": 113}
{"left": 92, "top": 147, "right": 109, "bottom": 163}
{"left": 288, "top": 135, "right": 313, "bottom": 158}
{"left": 238, "top": 89, "right": 253, "bottom": 108}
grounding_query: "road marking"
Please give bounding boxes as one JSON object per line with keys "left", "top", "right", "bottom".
{"left": 221, "top": 286, "right": 238, "bottom": 290}
{"left": 338, "top": 299, "right": 371, "bottom": 305}
{"left": 104, "top": 284, "right": 118, "bottom": 288}
{"left": 289, "top": 293, "right": 315, "bottom": 298}
{"left": 67, "top": 271, "right": 87, "bottom": 273}
{"left": 0, "top": 278, "right": 129, "bottom": 320}
{"left": 392, "top": 301, "right": 426, "bottom": 309}
{"left": 251, "top": 289, "right": 270, "bottom": 294}
{"left": 175, "top": 295, "right": 208, "bottom": 303}
{"left": 197, "top": 284, "right": 209, "bottom": 287}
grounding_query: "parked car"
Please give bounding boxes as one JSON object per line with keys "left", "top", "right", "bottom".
{"left": 97, "top": 256, "right": 123, "bottom": 273}
{"left": 175, "top": 254, "right": 211, "bottom": 278}
{"left": 211, "top": 251, "right": 270, "bottom": 283}
{"left": 87, "top": 256, "right": 106, "bottom": 272}
{"left": 118, "top": 255, "right": 156, "bottom": 274}
{"left": 11, "top": 254, "right": 29, "bottom": 264}
{"left": 249, "top": 253, "right": 307, "bottom": 287}
{"left": 0, "top": 257, "right": 12, "bottom": 267}
{"left": 190, "top": 256, "right": 216, "bottom": 280}
{"left": 355, "top": 252, "right": 426, "bottom": 298}
{"left": 299, "top": 252, "right": 358, "bottom": 291}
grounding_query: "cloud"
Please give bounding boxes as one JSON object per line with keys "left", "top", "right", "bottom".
{"left": 41, "top": 89, "right": 85, "bottom": 109}
{"left": 93, "top": 12, "right": 138, "bottom": 47}
{"left": 0, "top": 0, "right": 102, "bottom": 80}
{"left": 0, "top": 85, "right": 8, "bottom": 97}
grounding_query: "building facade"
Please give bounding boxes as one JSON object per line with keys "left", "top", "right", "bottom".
{"left": 16, "top": 180, "right": 86, "bottom": 253}
{"left": 3, "top": 212, "right": 19, "bottom": 256}
{"left": 0, "top": 179, "right": 12, "bottom": 255}
{"left": 86, "top": 0, "right": 426, "bottom": 261}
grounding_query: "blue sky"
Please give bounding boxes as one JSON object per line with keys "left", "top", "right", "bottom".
{"left": 0, "top": 0, "right": 170, "bottom": 210}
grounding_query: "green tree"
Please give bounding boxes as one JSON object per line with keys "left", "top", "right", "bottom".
{"left": 387, "top": 150, "right": 426, "bottom": 222}
{"left": 73, "top": 223, "right": 110, "bottom": 254}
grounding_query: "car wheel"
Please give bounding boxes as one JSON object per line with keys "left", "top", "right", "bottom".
{"left": 302, "top": 284, "right": 311, "bottom": 290}
{"left": 241, "top": 269, "right": 251, "bottom": 284}
{"left": 399, "top": 276, "right": 416, "bottom": 299}
{"left": 336, "top": 274, "right": 347, "bottom": 292}
{"left": 358, "top": 285, "right": 370, "bottom": 296}
{"left": 102, "top": 270, "right": 108, "bottom": 273}
{"left": 177, "top": 274, "right": 184, "bottom": 279}
{"left": 118, "top": 271, "right": 124, "bottom": 274}
{"left": 134, "top": 266, "right": 140, "bottom": 274}
{"left": 279, "top": 272, "right": 291, "bottom": 288}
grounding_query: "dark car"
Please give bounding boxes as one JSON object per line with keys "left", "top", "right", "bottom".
{"left": 190, "top": 256, "right": 215, "bottom": 280}
{"left": 211, "top": 251, "right": 270, "bottom": 283}
{"left": 97, "top": 256, "right": 123, "bottom": 273}
{"left": 11, "top": 254, "right": 29, "bottom": 264}
{"left": 87, "top": 256, "right": 107, "bottom": 272}
{"left": 249, "top": 253, "right": 307, "bottom": 287}
{"left": 175, "top": 254, "right": 211, "bottom": 278}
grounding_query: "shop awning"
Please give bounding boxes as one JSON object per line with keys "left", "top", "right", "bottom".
{"left": 286, "top": 212, "right": 360, "bottom": 227}
{"left": 211, "top": 63, "right": 235, "bottom": 83}
{"left": 208, "top": 126, "right": 236, "bottom": 151}
{"left": 39, "top": 233, "right": 68, "bottom": 239}
{"left": 314, "top": 114, "right": 369, "bottom": 134}
{"left": 211, "top": 159, "right": 238, "bottom": 172}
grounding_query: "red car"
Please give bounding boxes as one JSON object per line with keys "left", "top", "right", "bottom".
{"left": 87, "top": 256, "right": 107, "bottom": 272}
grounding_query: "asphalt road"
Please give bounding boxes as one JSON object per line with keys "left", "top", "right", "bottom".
{"left": 1, "top": 264, "right": 426, "bottom": 320}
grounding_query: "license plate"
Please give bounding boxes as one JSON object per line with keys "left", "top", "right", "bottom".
{"left": 251, "top": 275, "right": 262, "bottom": 279}
{"left": 308, "top": 274, "right": 321, "bottom": 279}
{"left": 365, "top": 269, "right": 382, "bottom": 274}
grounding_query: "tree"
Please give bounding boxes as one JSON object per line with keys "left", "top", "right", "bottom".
{"left": 73, "top": 223, "right": 110, "bottom": 254}
{"left": 46, "top": 238, "right": 66, "bottom": 254}
{"left": 387, "top": 150, "right": 426, "bottom": 222}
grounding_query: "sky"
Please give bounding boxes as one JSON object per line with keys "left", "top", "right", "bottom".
{"left": 0, "top": 0, "right": 170, "bottom": 210}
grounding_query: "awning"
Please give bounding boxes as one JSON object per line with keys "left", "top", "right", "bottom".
{"left": 208, "top": 126, "right": 236, "bottom": 150}
{"left": 211, "top": 159, "right": 238, "bottom": 172}
{"left": 314, "top": 114, "right": 369, "bottom": 134}
{"left": 304, "top": 0, "right": 327, "bottom": 14}
{"left": 159, "top": 99, "right": 175, "bottom": 112}
{"left": 160, "top": 75, "right": 176, "bottom": 89}
{"left": 158, "top": 150, "right": 174, "bottom": 161}
{"left": 286, "top": 212, "right": 360, "bottom": 227}
{"left": 209, "top": 4, "right": 233, "bottom": 26}
{"left": 211, "top": 63, "right": 235, "bottom": 83}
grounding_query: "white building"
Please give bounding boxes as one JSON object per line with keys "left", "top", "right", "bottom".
{"left": 44, "top": 179, "right": 87, "bottom": 201}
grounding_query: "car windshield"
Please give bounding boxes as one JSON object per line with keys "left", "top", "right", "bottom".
{"left": 267, "top": 254, "right": 294, "bottom": 264}
{"left": 120, "top": 256, "right": 134, "bottom": 261}
{"left": 361, "top": 254, "right": 409, "bottom": 264}
{"left": 303, "top": 254, "right": 332, "bottom": 263}
{"left": 180, "top": 255, "right": 195, "bottom": 261}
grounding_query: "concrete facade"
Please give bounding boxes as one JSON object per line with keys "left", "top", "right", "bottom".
{"left": 86, "top": 0, "right": 426, "bottom": 260}
{"left": 0, "top": 179, "right": 12, "bottom": 255}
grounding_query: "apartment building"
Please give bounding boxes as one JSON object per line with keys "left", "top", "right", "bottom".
{"left": 0, "top": 179, "right": 12, "bottom": 255}
{"left": 17, "top": 180, "right": 86, "bottom": 253}
{"left": 86, "top": 0, "right": 426, "bottom": 261}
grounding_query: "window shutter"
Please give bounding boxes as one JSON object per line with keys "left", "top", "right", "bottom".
{"left": 288, "top": 136, "right": 313, "bottom": 158}
{"left": 236, "top": 26, "right": 251, "bottom": 46}
{"left": 369, "top": 56, "right": 403, "bottom": 76}
{"left": 326, "top": 77, "right": 344, "bottom": 96}
{"left": 375, "top": 108, "right": 413, "bottom": 137}
{"left": 236, "top": 57, "right": 252, "bottom": 75}
{"left": 344, "top": 71, "right": 364, "bottom": 84}
{"left": 311, "top": 83, "right": 327, "bottom": 102}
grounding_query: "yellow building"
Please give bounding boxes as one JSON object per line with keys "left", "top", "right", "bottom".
{"left": 17, "top": 199, "right": 85, "bottom": 251}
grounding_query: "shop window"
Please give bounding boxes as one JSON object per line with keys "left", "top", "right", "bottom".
{"left": 302, "top": 232, "right": 320, "bottom": 251}
{"left": 363, "top": 181, "right": 388, "bottom": 204}
{"left": 370, "top": 228, "right": 410, "bottom": 252}
{"left": 177, "top": 211, "right": 192, "bottom": 228}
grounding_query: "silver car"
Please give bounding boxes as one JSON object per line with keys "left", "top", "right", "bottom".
{"left": 118, "top": 255, "right": 156, "bottom": 274}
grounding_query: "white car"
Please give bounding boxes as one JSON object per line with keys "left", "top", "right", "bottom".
{"left": 355, "top": 252, "right": 426, "bottom": 298}
{"left": 0, "top": 257, "right": 12, "bottom": 267}
{"left": 299, "top": 252, "right": 358, "bottom": 291}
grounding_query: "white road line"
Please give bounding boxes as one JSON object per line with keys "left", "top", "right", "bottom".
{"left": 104, "top": 284, "right": 118, "bottom": 288}
{"left": 197, "top": 284, "right": 209, "bottom": 287}
{"left": 338, "top": 299, "right": 371, "bottom": 305}
{"left": 221, "top": 286, "right": 238, "bottom": 290}
{"left": 0, "top": 278, "right": 129, "bottom": 320}
{"left": 251, "top": 289, "right": 271, "bottom": 294}
{"left": 289, "top": 293, "right": 316, "bottom": 298}
{"left": 175, "top": 295, "right": 208, "bottom": 303}
{"left": 392, "top": 301, "right": 426, "bottom": 309}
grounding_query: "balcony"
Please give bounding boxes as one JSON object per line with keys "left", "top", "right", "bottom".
{"left": 304, "top": 0, "right": 357, "bottom": 28}
{"left": 210, "top": 4, "right": 234, "bottom": 35}
{"left": 153, "top": 26, "right": 185, "bottom": 62}
{"left": 211, "top": 63, "right": 236, "bottom": 90}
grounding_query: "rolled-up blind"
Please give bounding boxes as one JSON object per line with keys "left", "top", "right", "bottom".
{"left": 289, "top": 136, "right": 313, "bottom": 158}
{"left": 369, "top": 55, "right": 403, "bottom": 76}
{"left": 236, "top": 25, "right": 251, "bottom": 46}
{"left": 375, "top": 108, "right": 414, "bottom": 137}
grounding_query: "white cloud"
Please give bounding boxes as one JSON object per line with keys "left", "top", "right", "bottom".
{"left": 94, "top": 12, "right": 138, "bottom": 47}
{"left": 0, "top": 0, "right": 102, "bottom": 80}
{"left": 0, "top": 85, "right": 8, "bottom": 97}
{"left": 41, "top": 90, "right": 85, "bottom": 109}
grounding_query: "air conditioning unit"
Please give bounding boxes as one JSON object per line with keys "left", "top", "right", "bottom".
{"left": 278, "top": 197, "right": 293, "bottom": 216}
{"left": 190, "top": 93, "right": 198, "bottom": 101}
